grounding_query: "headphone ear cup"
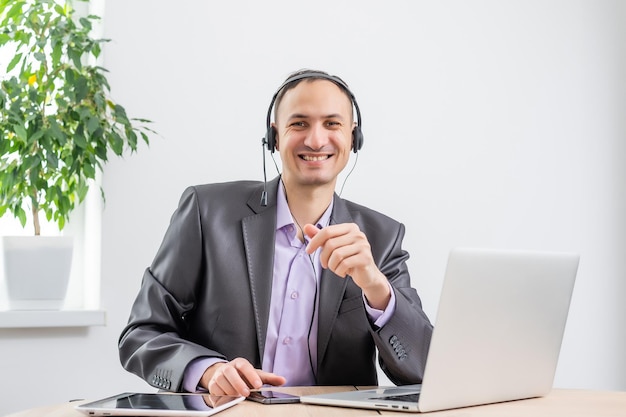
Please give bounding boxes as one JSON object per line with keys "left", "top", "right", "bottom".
{"left": 352, "top": 126, "right": 364, "bottom": 153}
{"left": 265, "top": 126, "right": 277, "bottom": 153}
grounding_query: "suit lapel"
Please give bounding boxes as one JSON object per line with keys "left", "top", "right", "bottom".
{"left": 316, "top": 195, "right": 354, "bottom": 367}
{"left": 242, "top": 178, "right": 279, "bottom": 364}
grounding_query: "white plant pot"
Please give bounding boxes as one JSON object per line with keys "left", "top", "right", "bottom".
{"left": 1, "top": 236, "right": 74, "bottom": 310}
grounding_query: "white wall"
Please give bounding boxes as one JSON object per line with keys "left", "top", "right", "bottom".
{"left": 1, "top": 1, "right": 625, "bottom": 415}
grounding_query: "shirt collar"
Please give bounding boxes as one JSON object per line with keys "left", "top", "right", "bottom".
{"left": 276, "top": 180, "right": 334, "bottom": 232}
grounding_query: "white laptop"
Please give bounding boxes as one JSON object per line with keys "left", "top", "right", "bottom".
{"left": 301, "top": 247, "right": 579, "bottom": 413}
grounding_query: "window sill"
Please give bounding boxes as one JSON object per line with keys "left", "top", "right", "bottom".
{"left": 0, "top": 309, "right": 106, "bottom": 328}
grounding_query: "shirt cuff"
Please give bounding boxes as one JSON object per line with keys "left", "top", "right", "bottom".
{"left": 183, "top": 357, "right": 227, "bottom": 393}
{"left": 363, "top": 281, "right": 396, "bottom": 328}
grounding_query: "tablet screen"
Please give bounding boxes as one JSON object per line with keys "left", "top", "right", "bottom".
{"left": 76, "top": 392, "right": 244, "bottom": 416}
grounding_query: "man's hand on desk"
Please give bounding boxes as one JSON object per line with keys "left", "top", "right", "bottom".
{"left": 200, "top": 357, "right": 286, "bottom": 397}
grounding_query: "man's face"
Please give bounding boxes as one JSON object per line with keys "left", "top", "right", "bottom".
{"left": 274, "top": 79, "right": 354, "bottom": 189}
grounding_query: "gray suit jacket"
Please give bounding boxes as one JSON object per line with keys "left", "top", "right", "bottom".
{"left": 119, "top": 178, "right": 433, "bottom": 391}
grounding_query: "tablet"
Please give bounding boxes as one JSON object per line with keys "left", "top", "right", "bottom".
{"left": 75, "top": 392, "right": 245, "bottom": 416}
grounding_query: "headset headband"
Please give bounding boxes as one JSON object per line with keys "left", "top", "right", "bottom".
{"left": 265, "top": 72, "right": 362, "bottom": 132}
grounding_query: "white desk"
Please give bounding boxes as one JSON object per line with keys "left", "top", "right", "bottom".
{"left": 5, "top": 387, "right": 626, "bottom": 417}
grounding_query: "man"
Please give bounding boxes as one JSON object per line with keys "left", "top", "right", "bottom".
{"left": 118, "top": 69, "right": 433, "bottom": 397}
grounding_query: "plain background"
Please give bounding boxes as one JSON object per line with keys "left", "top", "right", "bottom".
{"left": 1, "top": 1, "right": 625, "bottom": 415}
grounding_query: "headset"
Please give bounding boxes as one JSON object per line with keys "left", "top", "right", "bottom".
{"left": 262, "top": 71, "right": 364, "bottom": 154}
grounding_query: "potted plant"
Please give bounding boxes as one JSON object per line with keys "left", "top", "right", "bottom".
{"left": 0, "top": 0, "right": 154, "bottom": 309}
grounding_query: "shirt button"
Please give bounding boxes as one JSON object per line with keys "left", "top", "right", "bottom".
{"left": 283, "top": 337, "right": 292, "bottom": 345}
{"left": 290, "top": 291, "right": 298, "bottom": 299}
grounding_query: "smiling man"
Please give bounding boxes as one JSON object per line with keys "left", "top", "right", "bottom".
{"left": 118, "top": 69, "right": 433, "bottom": 397}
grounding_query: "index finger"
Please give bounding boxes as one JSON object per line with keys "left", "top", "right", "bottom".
{"left": 305, "top": 223, "right": 349, "bottom": 254}
{"left": 233, "top": 359, "right": 263, "bottom": 389}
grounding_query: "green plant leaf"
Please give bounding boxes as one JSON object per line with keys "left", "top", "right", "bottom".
{"left": 13, "top": 124, "right": 28, "bottom": 142}
{"left": 92, "top": 41, "right": 101, "bottom": 58}
{"left": 3, "top": 1, "right": 25, "bottom": 22}
{"left": 76, "top": 179, "right": 89, "bottom": 201}
{"left": 78, "top": 16, "right": 91, "bottom": 30}
{"left": 16, "top": 206, "right": 27, "bottom": 227}
{"left": 45, "top": 149, "right": 59, "bottom": 168}
{"left": 73, "top": 125, "right": 88, "bottom": 149}
{"left": 28, "top": 128, "right": 45, "bottom": 144}
{"left": 6, "top": 52, "right": 23, "bottom": 73}
{"left": 86, "top": 116, "right": 100, "bottom": 135}
{"left": 51, "top": 40, "right": 62, "bottom": 67}
{"left": 113, "top": 104, "right": 129, "bottom": 124}
{"left": 75, "top": 76, "right": 88, "bottom": 102}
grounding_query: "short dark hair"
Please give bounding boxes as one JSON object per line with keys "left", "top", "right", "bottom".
{"left": 273, "top": 69, "right": 354, "bottom": 122}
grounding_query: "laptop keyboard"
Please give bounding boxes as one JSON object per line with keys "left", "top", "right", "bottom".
{"left": 373, "top": 393, "right": 420, "bottom": 403}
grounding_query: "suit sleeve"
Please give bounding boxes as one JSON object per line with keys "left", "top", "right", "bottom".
{"left": 368, "top": 222, "right": 433, "bottom": 385}
{"left": 118, "top": 187, "right": 225, "bottom": 392}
